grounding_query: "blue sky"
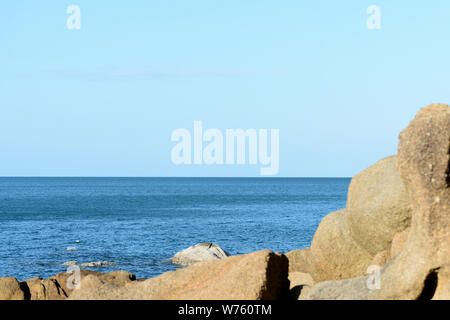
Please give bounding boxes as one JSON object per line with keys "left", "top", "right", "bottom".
{"left": 1, "top": 1, "right": 450, "bottom": 177}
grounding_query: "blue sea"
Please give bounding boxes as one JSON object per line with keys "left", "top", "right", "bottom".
{"left": 0, "top": 177, "right": 349, "bottom": 281}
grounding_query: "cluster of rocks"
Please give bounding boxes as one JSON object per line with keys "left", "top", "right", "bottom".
{"left": 289, "top": 103, "right": 449, "bottom": 300}
{"left": 0, "top": 270, "right": 136, "bottom": 300}
{"left": 0, "top": 104, "right": 448, "bottom": 300}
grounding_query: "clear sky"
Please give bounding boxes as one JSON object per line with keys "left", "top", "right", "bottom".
{"left": 1, "top": 1, "right": 450, "bottom": 177}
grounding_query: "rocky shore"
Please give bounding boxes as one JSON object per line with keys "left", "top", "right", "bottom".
{"left": 1, "top": 103, "right": 448, "bottom": 300}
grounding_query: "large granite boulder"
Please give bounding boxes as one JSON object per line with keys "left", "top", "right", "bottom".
{"left": 69, "top": 250, "right": 289, "bottom": 300}
{"left": 171, "top": 242, "right": 228, "bottom": 266}
{"left": 389, "top": 227, "right": 410, "bottom": 259}
{"left": 289, "top": 272, "right": 314, "bottom": 300}
{"left": 380, "top": 103, "right": 450, "bottom": 299}
{"left": 285, "top": 248, "right": 315, "bottom": 275}
{"left": 370, "top": 250, "right": 389, "bottom": 268}
{"left": 0, "top": 277, "right": 25, "bottom": 300}
{"left": 300, "top": 276, "right": 369, "bottom": 300}
{"left": 302, "top": 104, "right": 450, "bottom": 300}
{"left": 346, "top": 155, "right": 412, "bottom": 256}
{"left": 433, "top": 263, "right": 450, "bottom": 300}
{"left": 309, "top": 209, "right": 373, "bottom": 282}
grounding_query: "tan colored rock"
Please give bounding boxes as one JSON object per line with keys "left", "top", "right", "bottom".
{"left": 300, "top": 276, "right": 369, "bottom": 300}
{"left": 49, "top": 269, "right": 101, "bottom": 297}
{"left": 433, "top": 264, "right": 450, "bottom": 300}
{"left": 346, "top": 155, "right": 412, "bottom": 256}
{"left": 49, "top": 269, "right": 136, "bottom": 298}
{"left": 104, "top": 271, "right": 137, "bottom": 283}
{"left": 289, "top": 272, "right": 314, "bottom": 287}
{"left": 73, "top": 274, "right": 112, "bottom": 294}
{"left": 380, "top": 103, "right": 450, "bottom": 300}
{"left": 0, "top": 277, "right": 25, "bottom": 300}
{"left": 285, "top": 248, "right": 315, "bottom": 275}
{"left": 289, "top": 272, "right": 314, "bottom": 300}
{"left": 370, "top": 250, "right": 389, "bottom": 267}
{"left": 303, "top": 104, "right": 450, "bottom": 300}
{"left": 310, "top": 209, "right": 373, "bottom": 282}
{"left": 389, "top": 227, "right": 410, "bottom": 259}
{"left": 21, "top": 277, "right": 67, "bottom": 300}
{"left": 69, "top": 250, "right": 289, "bottom": 300}
{"left": 171, "top": 242, "right": 228, "bottom": 266}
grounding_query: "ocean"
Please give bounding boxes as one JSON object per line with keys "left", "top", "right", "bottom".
{"left": 0, "top": 177, "right": 349, "bottom": 281}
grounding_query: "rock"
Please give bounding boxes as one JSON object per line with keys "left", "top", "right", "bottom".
{"left": 300, "top": 276, "right": 370, "bottom": 300}
{"left": 285, "top": 248, "right": 315, "bottom": 275}
{"left": 433, "top": 264, "right": 450, "bottom": 300}
{"left": 49, "top": 269, "right": 136, "bottom": 298}
{"left": 79, "top": 261, "right": 115, "bottom": 267}
{"left": 346, "top": 155, "right": 412, "bottom": 256}
{"left": 49, "top": 269, "right": 100, "bottom": 297}
{"left": 104, "top": 271, "right": 137, "bottom": 283}
{"left": 61, "top": 260, "right": 116, "bottom": 268}
{"left": 289, "top": 272, "right": 314, "bottom": 300}
{"left": 389, "top": 227, "right": 410, "bottom": 259}
{"left": 69, "top": 250, "right": 289, "bottom": 300}
{"left": 289, "top": 272, "right": 314, "bottom": 287}
{"left": 171, "top": 243, "right": 228, "bottom": 266}
{"left": 303, "top": 104, "right": 450, "bottom": 300}
{"left": 21, "top": 277, "right": 67, "bottom": 300}
{"left": 0, "top": 277, "right": 25, "bottom": 300}
{"left": 309, "top": 209, "right": 373, "bottom": 282}
{"left": 380, "top": 103, "right": 450, "bottom": 300}
{"left": 370, "top": 250, "right": 389, "bottom": 267}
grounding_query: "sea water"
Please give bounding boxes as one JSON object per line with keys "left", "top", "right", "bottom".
{"left": 0, "top": 177, "right": 349, "bottom": 281}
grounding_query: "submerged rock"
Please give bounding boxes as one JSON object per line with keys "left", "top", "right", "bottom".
{"left": 171, "top": 243, "right": 228, "bottom": 266}
{"left": 61, "top": 261, "right": 115, "bottom": 267}
{"left": 79, "top": 261, "right": 116, "bottom": 267}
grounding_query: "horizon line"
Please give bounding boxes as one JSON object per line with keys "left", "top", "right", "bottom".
{"left": 0, "top": 176, "right": 351, "bottom": 179}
